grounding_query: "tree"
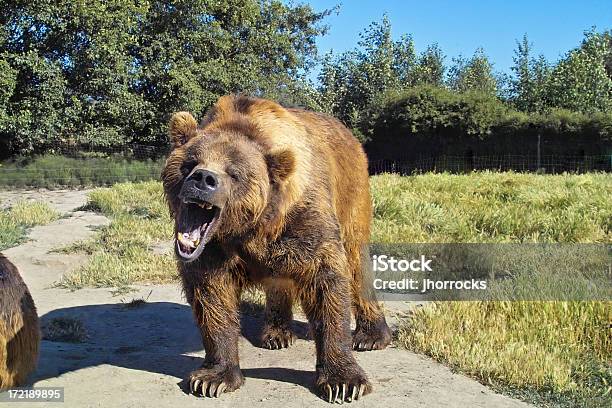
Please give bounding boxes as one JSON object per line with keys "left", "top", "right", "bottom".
{"left": 318, "top": 51, "right": 347, "bottom": 114}
{"left": 355, "top": 15, "right": 399, "bottom": 102}
{"left": 317, "top": 15, "right": 402, "bottom": 138}
{"left": 136, "top": 1, "right": 331, "bottom": 134}
{"left": 601, "top": 30, "right": 612, "bottom": 80}
{"left": 0, "top": 58, "right": 16, "bottom": 131}
{"left": 412, "top": 44, "right": 445, "bottom": 87}
{"left": 317, "top": 15, "right": 443, "bottom": 139}
{"left": 545, "top": 30, "right": 612, "bottom": 112}
{"left": 510, "top": 35, "right": 534, "bottom": 111}
{"left": 0, "top": 0, "right": 331, "bottom": 155}
{"left": 0, "top": 51, "right": 68, "bottom": 155}
{"left": 447, "top": 48, "right": 498, "bottom": 95}
{"left": 530, "top": 54, "right": 551, "bottom": 112}
{"left": 508, "top": 35, "right": 550, "bottom": 112}
{"left": 0, "top": 0, "right": 152, "bottom": 152}
{"left": 392, "top": 34, "right": 417, "bottom": 86}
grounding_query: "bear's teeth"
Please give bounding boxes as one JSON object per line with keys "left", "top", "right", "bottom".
{"left": 177, "top": 232, "right": 196, "bottom": 248}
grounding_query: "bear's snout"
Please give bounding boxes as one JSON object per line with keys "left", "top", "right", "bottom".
{"left": 179, "top": 168, "right": 227, "bottom": 208}
{"left": 189, "top": 168, "right": 220, "bottom": 192}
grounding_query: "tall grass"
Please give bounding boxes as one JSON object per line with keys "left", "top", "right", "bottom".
{"left": 0, "top": 201, "right": 61, "bottom": 249}
{"left": 371, "top": 171, "right": 611, "bottom": 243}
{"left": 399, "top": 301, "right": 611, "bottom": 407}
{"left": 371, "top": 172, "right": 611, "bottom": 407}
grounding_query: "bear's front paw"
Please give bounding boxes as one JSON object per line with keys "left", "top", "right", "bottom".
{"left": 188, "top": 364, "right": 244, "bottom": 398}
{"left": 352, "top": 320, "right": 392, "bottom": 351}
{"left": 317, "top": 364, "right": 372, "bottom": 403}
{"left": 260, "top": 325, "right": 296, "bottom": 350}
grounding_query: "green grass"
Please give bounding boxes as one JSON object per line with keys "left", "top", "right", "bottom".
{"left": 0, "top": 154, "right": 165, "bottom": 188}
{"left": 0, "top": 201, "right": 61, "bottom": 250}
{"left": 55, "top": 181, "right": 176, "bottom": 289}
{"left": 371, "top": 171, "right": 611, "bottom": 243}
{"left": 370, "top": 172, "right": 611, "bottom": 407}
{"left": 55, "top": 172, "right": 612, "bottom": 406}
{"left": 398, "top": 301, "right": 611, "bottom": 407}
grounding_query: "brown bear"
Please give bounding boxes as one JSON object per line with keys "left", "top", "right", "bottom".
{"left": 162, "top": 95, "right": 391, "bottom": 403}
{"left": 0, "top": 253, "right": 40, "bottom": 390}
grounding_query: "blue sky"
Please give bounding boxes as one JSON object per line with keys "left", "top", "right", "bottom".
{"left": 305, "top": 0, "right": 611, "bottom": 75}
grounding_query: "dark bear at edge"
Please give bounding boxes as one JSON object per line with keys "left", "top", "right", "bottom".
{"left": 0, "top": 253, "right": 40, "bottom": 390}
{"left": 162, "top": 95, "right": 392, "bottom": 403}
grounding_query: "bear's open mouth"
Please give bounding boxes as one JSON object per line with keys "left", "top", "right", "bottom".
{"left": 175, "top": 200, "right": 221, "bottom": 262}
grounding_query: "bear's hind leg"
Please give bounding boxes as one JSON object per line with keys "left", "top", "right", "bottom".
{"left": 352, "top": 298, "right": 392, "bottom": 351}
{"left": 260, "top": 279, "right": 296, "bottom": 350}
{"left": 298, "top": 255, "right": 372, "bottom": 403}
{"left": 347, "top": 244, "right": 392, "bottom": 351}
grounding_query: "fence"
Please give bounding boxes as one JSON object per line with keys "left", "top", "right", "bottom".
{"left": 369, "top": 155, "right": 612, "bottom": 175}
{"left": 0, "top": 150, "right": 610, "bottom": 189}
{"left": 0, "top": 144, "right": 168, "bottom": 188}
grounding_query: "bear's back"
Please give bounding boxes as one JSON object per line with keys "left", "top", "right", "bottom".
{"left": 288, "top": 108, "right": 371, "bottom": 236}
{"left": 203, "top": 96, "right": 372, "bottom": 240}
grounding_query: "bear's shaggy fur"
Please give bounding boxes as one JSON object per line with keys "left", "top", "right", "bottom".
{"left": 0, "top": 254, "right": 40, "bottom": 390}
{"left": 162, "top": 95, "right": 391, "bottom": 403}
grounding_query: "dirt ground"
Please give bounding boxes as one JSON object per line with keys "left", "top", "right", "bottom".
{"left": 0, "top": 189, "right": 532, "bottom": 408}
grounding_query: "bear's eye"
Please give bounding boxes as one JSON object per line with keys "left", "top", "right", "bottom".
{"left": 226, "top": 168, "right": 241, "bottom": 181}
{"left": 180, "top": 160, "right": 197, "bottom": 177}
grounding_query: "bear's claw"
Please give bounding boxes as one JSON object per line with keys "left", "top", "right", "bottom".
{"left": 188, "top": 364, "right": 243, "bottom": 398}
{"left": 321, "top": 382, "right": 368, "bottom": 404}
{"left": 317, "top": 363, "right": 371, "bottom": 404}
{"left": 261, "top": 326, "right": 295, "bottom": 350}
{"left": 352, "top": 322, "right": 392, "bottom": 351}
{"left": 190, "top": 379, "right": 227, "bottom": 397}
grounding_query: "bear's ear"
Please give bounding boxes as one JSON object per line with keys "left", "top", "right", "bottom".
{"left": 169, "top": 112, "right": 198, "bottom": 147}
{"left": 265, "top": 149, "right": 296, "bottom": 183}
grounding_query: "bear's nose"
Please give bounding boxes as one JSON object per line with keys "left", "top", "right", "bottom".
{"left": 188, "top": 169, "right": 219, "bottom": 191}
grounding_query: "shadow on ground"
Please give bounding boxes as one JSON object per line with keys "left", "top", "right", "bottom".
{"left": 35, "top": 301, "right": 313, "bottom": 393}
